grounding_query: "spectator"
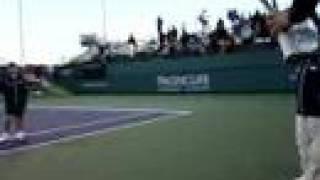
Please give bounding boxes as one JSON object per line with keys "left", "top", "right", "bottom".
{"left": 239, "top": 16, "right": 254, "bottom": 44}
{"left": 228, "top": 10, "right": 243, "bottom": 44}
{"left": 198, "top": 9, "right": 211, "bottom": 49}
{"left": 159, "top": 32, "right": 167, "bottom": 52}
{"left": 210, "top": 19, "right": 235, "bottom": 53}
{"left": 180, "top": 25, "right": 189, "bottom": 53}
{"left": 128, "top": 34, "right": 137, "bottom": 46}
{"left": 228, "top": 9, "right": 240, "bottom": 22}
{"left": 128, "top": 34, "right": 138, "bottom": 58}
{"left": 198, "top": 9, "right": 210, "bottom": 35}
{"left": 251, "top": 10, "right": 269, "bottom": 38}
{"left": 157, "top": 16, "right": 164, "bottom": 49}
{"left": 167, "top": 26, "right": 178, "bottom": 56}
{"left": 157, "top": 16, "right": 163, "bottom": 34}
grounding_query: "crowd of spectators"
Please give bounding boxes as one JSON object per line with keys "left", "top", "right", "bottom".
{"left": 74, "top": 9, "right": 274, "bottom": 65}
{"left": 151, "top": 9, "right": 272, "bottom": 57}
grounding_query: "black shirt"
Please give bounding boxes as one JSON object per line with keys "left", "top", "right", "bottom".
{"left": 128, "top": 35, "right": 137, "bottom": 46}
{"left": 291, "top": 0, "right": 318, "bottom": 23}
{"left": 1, "top": 72, "right": 29, "bottom": 108}
{"left": 296, "top": 62, "right": 320, "bottom": 116}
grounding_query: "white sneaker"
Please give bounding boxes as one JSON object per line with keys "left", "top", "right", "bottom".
{"left": 14, "top": 131, "right": 27, "bottom": 141}
{"left": 295, "top": 176, "right": 306, "bottom": 180}
{"left": 0, "top": 133, "right": 10, "bottom": 143}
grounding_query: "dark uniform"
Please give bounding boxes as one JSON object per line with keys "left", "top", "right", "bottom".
{"left": 295, "top": 61, "right": 320, "bottom": 179}
{"left": 288, "top": 1, "right": 320, "bottom": 179}
{"left": 290, "top": 0, "right": 318, "bottom": 24}
{"left": 296, "top": 61, "right": 320, "bottom": 116}
{"left": 289, "top": 0, "right": 320, "bottom": 116}
{"left": 1, "top": 71, "right": 29, "bottom": 118}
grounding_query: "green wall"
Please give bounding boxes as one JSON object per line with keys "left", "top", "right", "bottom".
{"left": 59, "top": 46, "right": 296, "bottom": 93}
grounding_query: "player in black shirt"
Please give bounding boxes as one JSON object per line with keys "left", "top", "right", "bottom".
{"left": 0, "top": 63, "right": 37, "bottom": 143}
{"left": 267, "top": 1, "right": 320, "bottom": 180}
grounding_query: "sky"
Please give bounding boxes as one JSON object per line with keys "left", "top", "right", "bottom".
{"left": 0, "top": 0, "right": 292, "bottom": 65}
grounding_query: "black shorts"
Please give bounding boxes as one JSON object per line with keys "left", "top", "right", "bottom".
{"left": 4, "top": 95, "right": 28, "bottom": 118}
{"left": 296, "top": 63, "right": 320, "bottom": 116}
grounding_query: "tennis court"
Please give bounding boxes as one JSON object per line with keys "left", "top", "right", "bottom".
{"left": 0, "top": 106, "right": 190, "bottom": 155}
{"left": 0, "top": 94, "right": 300, "bottom": 180}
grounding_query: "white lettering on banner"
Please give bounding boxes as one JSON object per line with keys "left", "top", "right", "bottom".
{"left": 157, "top": 74, "right": 210, "bottom": 92}
{"left": 81, "top": 82, "right": 109, "bottom": 88}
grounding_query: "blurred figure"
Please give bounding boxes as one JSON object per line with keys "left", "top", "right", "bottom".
{"left": 128, "top": 33, "right": 138, "bottom": 58}
{"left": 267, "top": 1, "right": 319, "bottom": 180}
{"left": 210, "top": 19, "right": 235, "bottom": 53}
{"left": 168, "top": 26, "right": 178, "bottom": 56}
{"left": 251, "top": 10, "right": 270, "bottom": 39}
{"left": 0, "top": 63, "right": 38, "bottom": 143}
{"left": 180, "top": 24, "right": 189, "bottom": 54}
{"left": 198, "top": 9, "right": 210, "bottom": 36}
{"left": 198, "top": 9, "right": 211, "bottom": 51}
{"left": 239, "top": 16, "right": 254, "bottom": 44}
{"left": 157, "top": 16, "right": 164, "bottom": 49}
{"left": 228, "top": 9, "right": 242, "bottom": 44}
{"left": 159, "top": 33, "right": 169, "bottom": 55}
{"left": 157, "top": 16, "right": 163, "bottom": 34}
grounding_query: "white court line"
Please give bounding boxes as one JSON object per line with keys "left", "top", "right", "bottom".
{"left": 26, "top": 106, "right": 191, "bottom": 137}
{"left": 27, "top": 111, "right": 160, "bottom": 137}
{"left": 0, "top": 109, "right": 192, "bottom": 156}
{"left": 1, "top": 106, "right": 191, "bottom": 137}
{"left": 29, "top": 105, "right": 179, "bottom": 113}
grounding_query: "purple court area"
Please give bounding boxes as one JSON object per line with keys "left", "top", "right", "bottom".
{"left": 0, "top": 107, "right": 176, "bottom": 155}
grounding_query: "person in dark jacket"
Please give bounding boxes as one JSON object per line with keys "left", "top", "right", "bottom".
{"left": 0, "top": 62, "right": 37, "bottom": 143}
{"left": 267, "top": 1, "right": 319, "bottom": 180}
{"left": 210, "top": 19, "right": 235, "bottom": 53}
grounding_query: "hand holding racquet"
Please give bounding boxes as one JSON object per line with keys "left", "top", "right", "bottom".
{"left": 259, "top": 0, "right": 289, "bottom": 36}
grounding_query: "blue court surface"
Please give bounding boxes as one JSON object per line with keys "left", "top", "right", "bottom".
{"left": 0, "top": 106, "right": 191, "bottom": 156}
